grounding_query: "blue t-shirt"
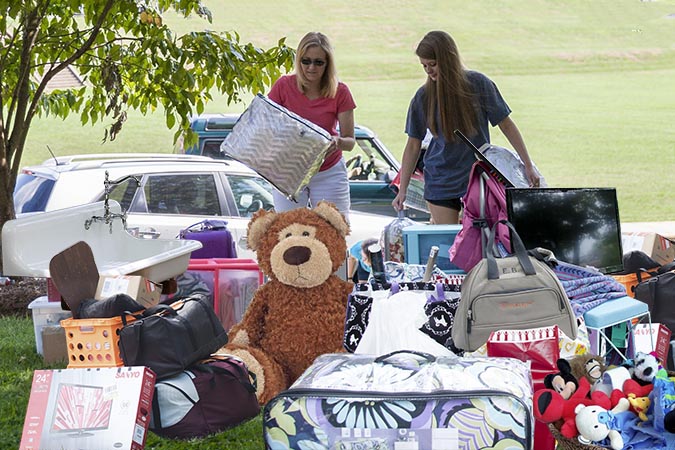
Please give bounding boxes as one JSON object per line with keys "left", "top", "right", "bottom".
{"left": 405, "top": 70, "right": 511, "bottom": 200}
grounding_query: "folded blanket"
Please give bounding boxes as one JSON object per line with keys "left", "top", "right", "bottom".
{"left": 552, "top": 260, "right": 627, "bottom": 316}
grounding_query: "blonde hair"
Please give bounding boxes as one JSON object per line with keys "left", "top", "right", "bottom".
{"left": 294, "top": 32, "right": 338, "bottom": 98}
{"left": 416, "top": 31, "right": 476, "bottom": 142}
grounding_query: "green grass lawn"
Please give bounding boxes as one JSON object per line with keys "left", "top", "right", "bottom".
{"left": 6, "top": 0, "right": 675, "bottom": 447}
{"left": 21, "top": 0, "right": 675, "bottom": 222}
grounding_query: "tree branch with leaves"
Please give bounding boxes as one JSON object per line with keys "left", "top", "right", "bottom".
{"left": 0, "top": 0, "right": 294, "bottom": 273}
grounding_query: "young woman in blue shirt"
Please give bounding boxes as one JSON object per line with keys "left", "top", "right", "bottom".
{"left": 392, "top": 30, "right": 540, "bottom": 224}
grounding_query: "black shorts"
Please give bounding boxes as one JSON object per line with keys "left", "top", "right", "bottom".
{"left": 426, "top": 197, "right": 462, "bottom": 211}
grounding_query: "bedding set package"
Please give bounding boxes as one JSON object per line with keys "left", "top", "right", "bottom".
{"left": 263, "top": 351, "right": 533, "bottom": 449}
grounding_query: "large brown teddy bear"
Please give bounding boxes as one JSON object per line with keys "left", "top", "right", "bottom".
{"left": 223, "top": 201, "right": 353, "bottom": 404}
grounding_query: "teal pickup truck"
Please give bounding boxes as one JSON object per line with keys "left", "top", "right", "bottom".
{"left": 175, "top": 113, "right": 429, "bottom": 220}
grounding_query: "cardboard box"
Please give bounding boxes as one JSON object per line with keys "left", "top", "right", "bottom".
{"left": 41, "top": 326, "right": 68, "bottom": 365}
{"left": 20, "top": 366, "right": 155, "bottom": 450}
{"left": 27, "top": 296, "right": 72, "bottom": 356}
{"left": 633, "top": 323, "right": 671, "bottom": 364}
{"left": 622, "top": 231, "right": 675, "bottom": 266}
{"left": 95, "top": 275, "right": 161, "bottom": 308}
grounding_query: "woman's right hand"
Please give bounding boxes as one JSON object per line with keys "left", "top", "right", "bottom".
{"left": 392, "top": 191, "right": 406, "bottom": 211}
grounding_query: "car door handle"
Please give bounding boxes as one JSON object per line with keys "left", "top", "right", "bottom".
{"left": 138, "top": 228, "right": 161, "bottom": 239}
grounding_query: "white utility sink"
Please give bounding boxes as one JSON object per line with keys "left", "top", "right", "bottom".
{"left": 1, "top": 201, "right": 201, "bottom": 283}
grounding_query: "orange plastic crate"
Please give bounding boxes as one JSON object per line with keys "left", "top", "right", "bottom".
{"left": 612, "top": 272, "right": 652, "bottom": 298}
{"left": 60, "top": 315, "right": 136, "bottom": 368}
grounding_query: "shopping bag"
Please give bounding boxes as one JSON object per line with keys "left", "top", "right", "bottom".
{"left": 343, "top": 284, "right": 392, "bottom": 353}
{"left": 486, "top": 325, "right": 560, "bottom": 450}
{"left": 486, "top": 325, "right": 560, "bottom": 388}
{"left": 343, "top": 282, "right": 461, "bottom": 355}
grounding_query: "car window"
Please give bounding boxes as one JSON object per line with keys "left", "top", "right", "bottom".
{"left": 202, "top": 139, "right": 227, "bottom": 159}
{"left": 226, "top": 174, "right": 274, "bottom": 217}
{"left": 105, "top": 176, "right": 142, "bottom": 212}
{"left": 13, "top": 174, "right": 55, "bottom": 213}
{"left": 143, "top": 174, "right": 221, "bottom": 216}
{"left": 347, "top": 138, "right": 396, "bottom": 182}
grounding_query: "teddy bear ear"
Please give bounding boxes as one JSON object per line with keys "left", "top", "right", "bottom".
{"left": 247, "top": 209, "right": 277, "bottom": 251}
{"left": 313, "top": 201, "right": 350, "bottom": 237}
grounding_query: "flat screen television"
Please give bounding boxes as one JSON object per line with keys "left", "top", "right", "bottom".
{"left": 50, "top": 383, "right": 113, "bottom": 436}
{"left": 506, "top": 187, "right": 624, "bottom": 274}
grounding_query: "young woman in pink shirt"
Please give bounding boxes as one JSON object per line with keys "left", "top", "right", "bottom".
{"left": 268, "top": 32, "right": 356, "bottom": 220}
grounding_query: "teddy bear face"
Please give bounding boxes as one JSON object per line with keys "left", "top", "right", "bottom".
{"left": 247, "top": 202, "right": 349, "bottom": 288}
{"left": 270, "top": 222, "right": 335, "bottom": 287}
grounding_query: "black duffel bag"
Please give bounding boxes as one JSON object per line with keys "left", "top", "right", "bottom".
{"left": 119, "top": 295, "right": 228, "bottom": 379}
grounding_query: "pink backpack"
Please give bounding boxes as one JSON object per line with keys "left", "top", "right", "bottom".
{"left": 449, "top": 161, "right": 511, "bottom": 272}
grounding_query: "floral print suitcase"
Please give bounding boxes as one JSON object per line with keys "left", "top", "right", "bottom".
{"left": 263, "top": 351, "right": 533, "bottom": 450}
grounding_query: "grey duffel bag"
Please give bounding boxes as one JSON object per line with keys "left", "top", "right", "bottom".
{"left": 452, "top": 220, "right": 577, "bottom": 351}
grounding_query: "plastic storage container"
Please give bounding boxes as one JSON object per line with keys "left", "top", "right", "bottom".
{"left": 60, "top": 315, "right": 135, "bottom": 368}
{"left": 173, "top": 258, "right": 263, "bottom": 330}
{"left": 403, "top": 224, "right": 465, "bottom": 274}
{"left": 27, "top": 296, "right": 72, "bottom": 355}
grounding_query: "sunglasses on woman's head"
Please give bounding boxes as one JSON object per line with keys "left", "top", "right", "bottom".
{"left": 300, "top": 58, "right": 326, "bottom": 67}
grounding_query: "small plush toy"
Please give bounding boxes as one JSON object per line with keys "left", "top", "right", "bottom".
{"left": 575, "top": 398, "right": 630, "bottom": 450}
{"left": 627, "top": 393, "right": 650, "bottom": 421}
{"left": 628, "top": 351, "right": 661, "bottom": 385}
{"left": 568, "top": 353, "right": 605, "bottom": 388}
{"left": 221, "top": 201, "right": 354, "bottom": 404}
{"left": 543, "top": 358, "right": 579, "bottom": 400}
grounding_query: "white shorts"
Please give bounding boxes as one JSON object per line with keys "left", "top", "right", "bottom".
{"left": 272, "top": 157, "right": 350, "bottom": 222}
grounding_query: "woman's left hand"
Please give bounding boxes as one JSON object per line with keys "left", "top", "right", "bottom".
{"left": 525, "top": 164, "right": 540, "bottom": 187}
{"left": 327, "top": 136, "right": 340, "bottom": 154}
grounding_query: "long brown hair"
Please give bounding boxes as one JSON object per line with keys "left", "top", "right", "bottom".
{"left": 416, "top": 31, "right": 476, "bottom": 142}
{"left": 294, "top": 32, "right": 338, "bottom": 98}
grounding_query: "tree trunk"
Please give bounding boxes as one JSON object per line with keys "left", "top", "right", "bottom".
{"left": 0, "top": 161, "right": 16, "bottom": 275}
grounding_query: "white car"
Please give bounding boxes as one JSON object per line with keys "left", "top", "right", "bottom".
{"left": 13, "top": 153, "right": 394, "bottom": 260}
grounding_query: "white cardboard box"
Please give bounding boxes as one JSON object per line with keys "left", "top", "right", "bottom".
{"left": 95, "top": 275, "right": 161, "bottom": 308}
{"left": 20, "top": 366, "right": 156, "bottom": 450}
{"left": 27, "top": 296, "right": 72, "bottom": 355}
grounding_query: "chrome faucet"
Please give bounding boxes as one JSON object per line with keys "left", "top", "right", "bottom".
{"left": 84, "top": 171, "right": 140, "bottom": 233}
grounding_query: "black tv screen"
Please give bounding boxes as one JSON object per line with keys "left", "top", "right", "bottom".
{"left": 506, "top": 188, "right": 623, "bottom": 274}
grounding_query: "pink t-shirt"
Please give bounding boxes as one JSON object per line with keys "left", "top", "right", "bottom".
{"left": 268, "top": 74, "right": 356, "bottom": 171}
